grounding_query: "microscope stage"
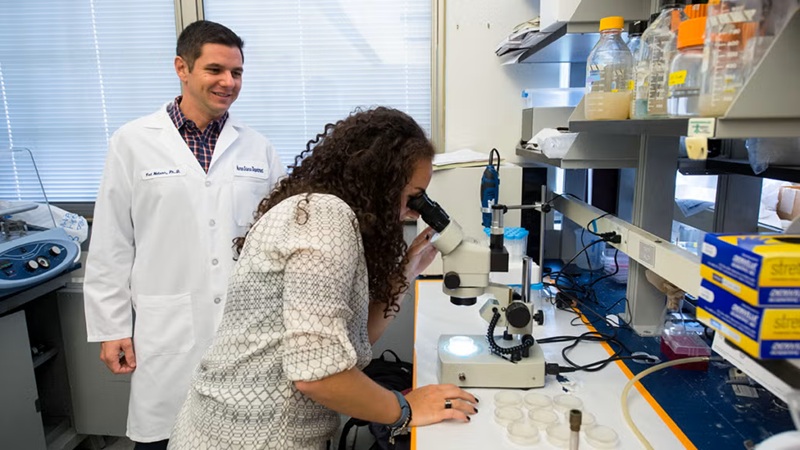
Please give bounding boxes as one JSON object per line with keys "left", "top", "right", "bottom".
{"left": 437, "top": 334, "right": 546, "bottom": 389}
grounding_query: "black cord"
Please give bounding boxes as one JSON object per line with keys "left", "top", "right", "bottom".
{"left": 486, "top": 308, "right": 535, "bottom": 362}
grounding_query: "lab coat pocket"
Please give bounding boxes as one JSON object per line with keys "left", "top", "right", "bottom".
{"left": 233, "top": 180, "right": 268, "bottom": 227}
{"left": 133, "top": 292, "right": 195, "bottom": 356}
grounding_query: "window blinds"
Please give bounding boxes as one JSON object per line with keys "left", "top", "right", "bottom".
{"left": 0, "top": 0, "right": 177, "bottom": 202}
{"left": 204, "top": 0, "right": 432, "bottom": 169}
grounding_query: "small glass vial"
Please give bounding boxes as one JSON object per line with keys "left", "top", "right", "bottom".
{"left": 584, "top": 16, "right": 633, "bottom": 120}
{"left": 668, "top": 17, "right": 706, "bottom": 116}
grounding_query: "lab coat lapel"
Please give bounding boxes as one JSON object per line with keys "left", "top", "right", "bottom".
{"left": 150, "top": 105, "right": 206, "bottom": 173}
{"left": 209, "top": 116, "right": 241, "bottom": 172}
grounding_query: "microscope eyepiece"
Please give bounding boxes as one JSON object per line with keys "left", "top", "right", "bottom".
{"left": 408, "top": 192, "right": 450, "bottom": 233}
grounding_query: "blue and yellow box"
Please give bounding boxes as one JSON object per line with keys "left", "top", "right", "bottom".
{"left": 697, "top": 280, "right": 800, "bottom": 359}
{"left": 700, "top": 234, "right": 800, "bottom": 307}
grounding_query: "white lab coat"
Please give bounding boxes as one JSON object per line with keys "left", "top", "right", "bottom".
{"left": 83, "top": 104, "right": 284, "bottom": 442}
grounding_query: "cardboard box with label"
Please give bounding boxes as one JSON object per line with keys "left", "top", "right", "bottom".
{"left": 697, "top": 280, "right": 800, "bottom": 359}
{"left": 700, "top": 233, "right": 800, "bottom": 307}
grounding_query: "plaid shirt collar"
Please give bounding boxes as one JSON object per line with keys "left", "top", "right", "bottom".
{"left": 166, "top": 96, "right": 229, "bottom": 132}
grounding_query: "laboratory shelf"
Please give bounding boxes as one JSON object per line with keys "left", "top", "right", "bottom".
{"left": 568, "top": 8, "right": 800, "bottom": 140}
{"left": 568, "top": 116, "right": 800, "bottom": 139}
{"left": 515, "top": 26, "right": 598, "bottom": 64}
{"left": 516, "top": 145, "right": 637, "bottom": 169}
{"left": 679, "top": 158, "right": 800, "bottom": 184}
{"left": 569, "top": 116, "right": 690, "bottom": 136}
{"left": 515, "top": 136, "right": 639, "bottom": 170}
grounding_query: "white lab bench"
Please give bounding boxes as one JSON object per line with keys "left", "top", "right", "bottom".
{"left": 411, "top": 280, "right": 686, "bottom": 449}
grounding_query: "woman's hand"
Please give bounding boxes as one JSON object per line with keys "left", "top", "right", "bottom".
{"left": 404, "top": 226, "right": 438, "bottom": 284}
{"left": 405, "top": 383, "right": 479, "bottom": 426}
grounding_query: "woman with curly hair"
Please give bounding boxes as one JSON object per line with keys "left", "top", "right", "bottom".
{"left": 169, "top": 107, "right": 478, "bottom": 449}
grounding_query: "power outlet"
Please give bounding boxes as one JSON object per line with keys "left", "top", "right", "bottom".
{"left": 608, "top": 222, "right": 628, "bottom": 246}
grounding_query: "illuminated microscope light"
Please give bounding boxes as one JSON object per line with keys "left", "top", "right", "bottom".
{"left": 445, "top": 335, "right": 480, "bottom": 357}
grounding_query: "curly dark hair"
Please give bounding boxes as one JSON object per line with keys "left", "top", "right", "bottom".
{"left": 235, "top": 106, "right": 434, "bottom": 312}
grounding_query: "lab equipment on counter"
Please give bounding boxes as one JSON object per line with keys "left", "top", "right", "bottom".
{"left": 1, "top": 149, "right": 81, "bottom": 298}
{"left": 584, "top": 16, "right": 633, "bottom": 120}
{"left": 632, "top": 1, "right": 687, "bottom": 119}
{"left": 0, "top": 223, "right": 80, "bottom": 297}
{"left": 408, "top": 192, "right": 551, "bottom": 388}
{"left": 668, "top": 17, "right": 706, "bottom": 116}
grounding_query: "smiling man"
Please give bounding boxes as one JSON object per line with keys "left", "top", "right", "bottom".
{"left": 83, "top": 20, "right": 284, "bottom": 450}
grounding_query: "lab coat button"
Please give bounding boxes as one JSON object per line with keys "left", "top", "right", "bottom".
{"left": 205, "top": 181, "right": 212, "bottom": 187}
{"left": 209, "top": 219, "right": 216, "bottom": 227}
{"left": 212, "top": 258, "right": 219, "bottom": 266}
{"left": 214, "top": 297, "right": 221, "bottom": 304}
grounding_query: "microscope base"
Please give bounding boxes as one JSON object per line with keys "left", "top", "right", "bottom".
{"left": 437, "top": 334, "right": 546, "bottom": 389}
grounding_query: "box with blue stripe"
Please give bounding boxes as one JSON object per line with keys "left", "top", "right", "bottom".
{"left": 700, "top": 234, "right": 800, "bottom": 307}
{"left": 697, "top": 280, "right": 800, "bottom": 359}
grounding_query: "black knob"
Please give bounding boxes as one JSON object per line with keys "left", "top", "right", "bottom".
{"left": 49, "top": 246, "right": 62, "bottom": 256}
{"left": 533, "top": 310, "right": 544, "bottom": 326}
{"left": 443, "top": 272, "right": 461, "bottom": 289}
{"left": 506, "top": 302, "right": 531, "bottom": 328}
{"left": 25, "top": 260, "right": 39, "bottom": 272}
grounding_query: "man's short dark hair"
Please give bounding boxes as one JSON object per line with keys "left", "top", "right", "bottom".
{"left": 176, "top": 20, "right": 245, "bottom": 71}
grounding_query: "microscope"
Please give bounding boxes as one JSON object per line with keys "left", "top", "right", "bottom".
{"left": 408, "top": 193, "right": 550, "bottom": 389}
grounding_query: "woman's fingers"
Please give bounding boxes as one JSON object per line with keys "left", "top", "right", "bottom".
{"left": 405, "top": 384, "right": 479, "bottom": 427}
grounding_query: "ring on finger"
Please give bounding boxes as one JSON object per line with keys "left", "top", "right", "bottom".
{"left": 444, "top": 399, "right": 452, "bottom": 409}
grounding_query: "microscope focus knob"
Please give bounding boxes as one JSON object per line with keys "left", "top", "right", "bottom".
{"left": 443, "top": 272, "right": 461, "bottom": 289}
{"left": 505, "top": 302, "right": 531, "bottom": 328}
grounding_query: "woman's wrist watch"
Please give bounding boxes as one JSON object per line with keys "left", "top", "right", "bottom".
{"left": 388, "top": 390, "right": 412, "bottom": 444}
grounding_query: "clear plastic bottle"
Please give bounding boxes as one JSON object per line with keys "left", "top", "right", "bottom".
{"left": 698, "top": 0, "right": 763, "bottom": 117}
{"left": 668, "top": 17, "right": 706, "bottom": 116}
{"left": 631, "top": 2, "right": 688, "bottom": 119}
{"left": 626, "top": 20, "right": 647, "bottom": 60}
{"left": 584, "top": 16, "right": 633, "bottom": 121}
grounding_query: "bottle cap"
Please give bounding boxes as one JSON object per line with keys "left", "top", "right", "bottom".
{"left": 627, "top": 20, "right": 647, "bottom": 36}
{"left": 599, "top": 16, "right": 624, "bottom": 31}
{"left": 677, "top": 17, "right": 706, "bottom": 48}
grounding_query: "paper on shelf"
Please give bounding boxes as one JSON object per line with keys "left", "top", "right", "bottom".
{"left": 433, "top": 148, "right": 499, "bottom": 171}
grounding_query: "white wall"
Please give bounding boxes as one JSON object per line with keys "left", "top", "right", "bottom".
{"left": 443, "top": 0, "right": 562, "bottom": 163}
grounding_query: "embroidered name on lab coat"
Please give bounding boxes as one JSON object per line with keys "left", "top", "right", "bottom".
{"left": 141, "top": 168, "right": 186, "bottom": 180}
{"left": 234, "top": 161, "right": 269, "bottom": 179}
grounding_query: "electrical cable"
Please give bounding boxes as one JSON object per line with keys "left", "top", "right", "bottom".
{"left": 621, "top": 357, "right": 714, "bottom": 450}
{"left": 486, "top": 308, "right": 535, "bottom": 361}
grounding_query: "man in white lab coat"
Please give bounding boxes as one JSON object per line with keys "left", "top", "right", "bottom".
{"left": 83, "top": 20, "right": 284, "bottom": 449}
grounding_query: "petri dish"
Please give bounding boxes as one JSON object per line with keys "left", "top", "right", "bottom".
{"left": 523, "top": 392, "right": 552, "bottom": 410}
{"left": 585, "top": 425, "right": 619, "bottom": 448}
{"left": 494, "top": 390, "right": 523, "bottom": 407}
{"left": 553, "top": 394, "right": 583, "bottom": 413}
{"left": 507, "top": 421, "right": 541, "bottom": 445}
{"left": 564, "top": 409, "right": 596, "bottom": 429}
{"left": 546, "top": 423, "right": 571, "bottom": 448}
{"left": 494, "top": 406, "right": 524, "bottom": 426}
{"left": 529, "top": 408, "right": 559, "bottom": 430}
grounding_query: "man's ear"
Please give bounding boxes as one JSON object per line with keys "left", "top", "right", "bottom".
{"left": 174, "top": 56, "right": 189, "bottom": 82}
